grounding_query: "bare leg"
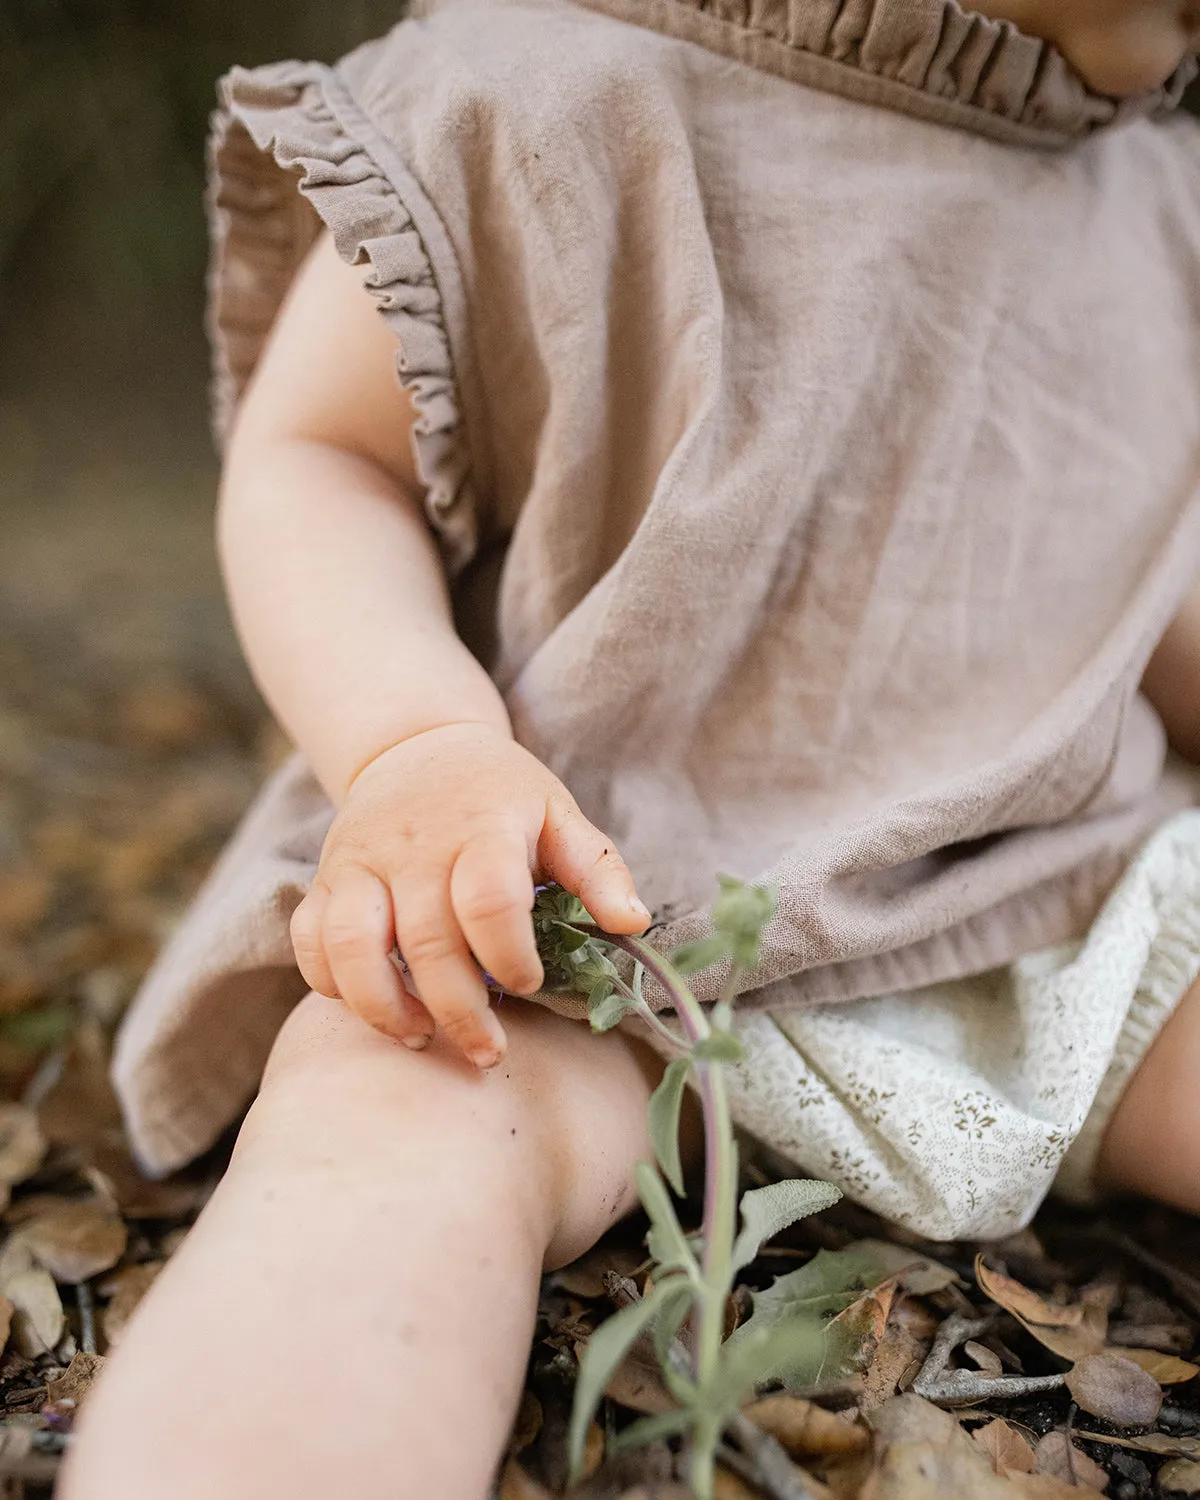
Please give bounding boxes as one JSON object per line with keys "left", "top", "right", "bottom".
{"left": 1097, "top": 972, "right": 1200, "bottom": 1214}
{"left": 60, "top": 993, "right": 660, "bottom": 1500}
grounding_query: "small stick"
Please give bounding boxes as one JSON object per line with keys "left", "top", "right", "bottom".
{"left": 912, "top": 1313, "right": 1064, "bottom": 1407}
{"left": 723, "top": 1415, "right": 825, "bottom": 1500}
{"left": 75, "top": 1283, "right": 96, "bottom": 1356}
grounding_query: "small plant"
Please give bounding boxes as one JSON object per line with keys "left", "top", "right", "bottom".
{"left": 532, "top": 879, "right": 843, "bottom": 1499}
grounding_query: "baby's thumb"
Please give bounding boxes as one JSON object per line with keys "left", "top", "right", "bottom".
{"left": 540, "top": 796, "right": 651, "bottom": 934}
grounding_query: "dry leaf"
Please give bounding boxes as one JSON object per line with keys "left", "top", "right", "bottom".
{"left": 554, "top": 1244, "right": 646, "bottom": 1299}
{"left": 861, "top": 1438, "right": 1018, "bottom": 1498}
{"left": 1159, "top": 1458, "right": 1200, "bottom": 1494}
{"left": 859, "top": 1321, "right": 928, "bottom": 1410}
{"left": 1031, "top": 1432, "right": 1107, "bottom": 1492}
{"left": 0, "top": 1292, "right": 13, "bottom": 1356}
{"left": 964, "top": 1341, "right": 1004, "bottom": 1378}
{"left": 1108, "top": 1346, "right": 1198, "bottom": 1385}
{"left": 573, "top": 1335, "right": 675, "bottom": 1417}
{"left": 975, "top": 1257, "right": 1107, "bottom": 1361}
{"left": 507, "top": 1391, "right": 543, "bottom": 1457}
{"left": 18, "top": 1199, "right": 127, "bottom": 1283}
{"left": 1108, "top": 1322, "right": 1194, "bottom": 1353}
{"left": 1064, "top": 1352, "right": 1162, "bottom": 1427}
{"left": 5, "top": 1267, "right": 64, "bottom": 1355}
{"left": 99, "top": 1261, "right": 163, "bottom": 1349}
{"left": 744, "top": 1395, "right": 869, "bottom": 1458}
{"left": 498, "top": 1460, "right": 555, "bottom": 1499}
{"left": 973, "top": 1418, "right": 1035, "bottom": 1475}
{"left": 867, "top": 1393, "right": 966, "bottom": 1449}
{"left": 45, "top": 1350, "right": 106, "bottom": 1407}
{"left": 1010, "top": 1474, "right": 1102, "bottom": 1500}
{"left": 0, "top": 1105, "right": 46, "bottom": 1188}
{"left": 713, "top": 1472, "right": 763, "bottom": 1500}
{"left": 1073, "top": 1429, "right": 1200, "bottom": 1459}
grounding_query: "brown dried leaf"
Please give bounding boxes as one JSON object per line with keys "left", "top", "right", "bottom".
{"left": 1064, "top": 1352, "right": 1162, "bottom": 1427}
{"left": 1031, "top": 1432, "right": 1107, "bottom": 1492}
{"left": 573, "top": 1335, "right": 675, "bottom": 1417}
{"left": 974, "top": 1257, "right": 1107, "bottom": 1362}
{"left": 744, "top": 1395, "right": 869, "bottom": 1458}
{"left": 861, "top": 1438, "right": 1018, "bottom": 1498}
{"left": 498, "top": 1460, "right": 555, "bottom": 1499}
{"left": 554, "top": 1244, "right": 646, "bottom": 1299}
{"left": 973, "top": 1418, "right": 1035, "bottom": 1475}
{"left": 1009, "top": 1474, "right": 1102, "bottom": 1500}
{"left": 964, "top": 1342, "right": 1004, "bottom": 1378}
{"left": 507, "top": 1390, "right": 543, "bottom": 1458}
{"left": 18, "top": 1199, "right": 127, "bottom": 1283}
{"left": 859, "top": 1321, "right": 929, "bottom": 1411}
{"left": 1108, "top": 1322, "right": 1194, "bottom": 1353}
{"left": 867, "top": 1393, "right": 966, "bottom": 1449}
{"left": 45, "top": 1350, "right": 106, "bottom": 1407}
{"left": 0, "top": 1292, "right": 13, "bottom": 1356}
{"left": 0, "top": 1105, "right": 45, "bottom": 1188}
{"left": 1108, "top": 1346, "right": 1198, "bottom": 1384}
{"left": 1159, "top": 1458, "right": 1200, "bottom": 1495}
{"left": 1073, "top": 1429, "right": 1200, "bottom": 1459}
{"left": 4, "top": 1267, "right": 64, "bottom": 1355}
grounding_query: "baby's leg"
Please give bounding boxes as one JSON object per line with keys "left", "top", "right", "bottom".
{"left": 60, "top": 993, "right": 659, "bottom": 1500}
{"left": 1097, "top": 972, "right": 1200, "bottom": 1213}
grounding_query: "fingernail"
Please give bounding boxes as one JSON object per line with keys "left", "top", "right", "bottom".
{"left": 402, "top": 1033, "right": 433, "bottom": 1052}
{"left": 469, "top": 1045, "right": 501, "bottom": 1071}
{"left": 628, "top": 896, "right": 652, "bottom": 920}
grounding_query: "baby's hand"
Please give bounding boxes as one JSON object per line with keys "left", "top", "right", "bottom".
{"left": 289, "top": 723, "right": 651, "bottom": 1068}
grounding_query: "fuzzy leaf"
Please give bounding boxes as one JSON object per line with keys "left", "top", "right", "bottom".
{"left": 732, "top": 1180, "right": 843, "bottom": 1273}
{"left": 648, "top": 1058, "right": 692, "bottom": 1196}
{"left": 608, "top": 1406, "right": 696, "bottom": 1456}
{"left": 691, "top": 1029, "right": 746, "bottom": 1065}
{"left": 636, "top": 1162, "right": 697, "bottom": 1277}
{"left": 567, "top": 1278, "right": 690, "bottom": 1480}
{"left": 713, "top": 1313, "right": 830, "bottom": 1405}
{"left": 588, "top": 984, "right": 640, "bottom": 1033}
{"left": 550, "top": 921, "right": 592, "bottom": 953}
{"left": 712, "top": 875, "right": 777, "bottom": 969}
{"left": 670, "top": 936, "right": 729, "bottom": 976}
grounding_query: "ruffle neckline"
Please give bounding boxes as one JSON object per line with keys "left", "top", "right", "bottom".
{"left": 570, "top": 0, "right": 1197, "bottom": 146}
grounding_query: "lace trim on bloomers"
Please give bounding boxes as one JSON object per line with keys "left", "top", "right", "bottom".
{"left": 572, "top": 0, "right": 1197, "bottom": 147}
{"left": 207, "top": 61, "right": 478, "bottom": 571}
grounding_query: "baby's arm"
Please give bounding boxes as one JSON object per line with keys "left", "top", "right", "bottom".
{"left": 219, "top": 233, "right": 651, "bottom": 1067}
{"left": 1142, "top": 577, "right": 1200, "bottom": 762}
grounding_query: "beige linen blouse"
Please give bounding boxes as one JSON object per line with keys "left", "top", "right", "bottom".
{"left": 114, "top": 0, "right": 1200, "bottom": 1175}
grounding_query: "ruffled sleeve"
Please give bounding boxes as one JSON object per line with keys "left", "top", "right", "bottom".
{"left": 206, "top": 57, "right": 478, "bottom": 573}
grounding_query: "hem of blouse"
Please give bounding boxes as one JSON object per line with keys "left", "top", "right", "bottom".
{"left": 572, "top": 0, "right": 1196, "bottom": 150}
{"left": 206, "top": 59, "right": 479, "bottom": 573}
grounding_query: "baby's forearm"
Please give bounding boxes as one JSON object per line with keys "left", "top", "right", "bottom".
{"left": 218, "top": 435, "right": 510, "bottom": 804}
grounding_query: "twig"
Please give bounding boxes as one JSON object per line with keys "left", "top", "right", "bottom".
{"left": 20, "top": 1048, "right": 65, "bottom": 1111}
{"left": 75, "top": 1283, "right": 96, "bottom": 1356}
{"left": 723, "top": 1415, "right": 825, "bottom": 1500}
{"left": 911, "top": 1313, "right": 1064, "bottom": 1407}
{"left": 1064, "top": 1402, "right": 1078, "bottom": 1487}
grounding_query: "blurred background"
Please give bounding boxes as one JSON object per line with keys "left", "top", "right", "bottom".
{"left": 0, "top": 0, "right": 404, "bottom": 1089}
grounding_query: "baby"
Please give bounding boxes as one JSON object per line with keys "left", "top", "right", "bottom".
{"left": 61, "top": 0, "right": 1200, "bottom": 1496}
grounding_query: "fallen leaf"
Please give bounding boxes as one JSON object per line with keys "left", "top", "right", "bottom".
{"left": 1009, "top": 1474, "right": 1101, "bottom": 1500}
{"left": 973, "top": 1418, "right": 1035, "bottom": 1474}
{"left": 713, "top": 1472, "right": 762, "bottom": 1500}
{"left": 1108, "top": 1322, "right": 1194, "bottom": 1353}
{"left": 589, "top": 1337, "right": 675, "bottom": 1416}
{"left": 554, "top": 1244, "right": 646, "bottom": 1299}
{"left": 744, "top": 1395, "right": 869, "bottom": 1458}
{"left": 1108, "top": 1347, "right": 1198, "bottom": 1384}
{"left": 1073, "top": 1430, "right": 1200, "bottom": 1459}
{"left": 507, "top": 1390, "right": 543, "bottom": 1457}
{"left": 842, "top": 1240, "right": 961, "bottom": 1296}
{"left": 1064, "top": 1352, "right": 1162, "bottom": 1427}
{"left": 99, "top": 1261, "right": 163, "bottom": 1349}
{"left": 18, "top": 1199, "right": 127, "bottom": 1283}
{"left": 498, "top": 1460, "right": 555, "bottom": 1499}
{"left": 1159, "top": 1458, "right": 1200, "bottom": 1494}
{"left": 0, "top": 1292, "right": 13, "bottom": 1355}
{"left": 861, "top": 1439, "right": 1017, "bottom": 1498}
{"left": 964, "top": 1341, "right": 1004, "bottom": 1378}
{"left": 1032, "top": 1432, "right": 1107, "bottom": 1492}
{"left": 0, "top": 1105, "right": 46, "bottom": 1188}
{"left": 45, "top": 1350, "right": 105, "bottom": 1407}
{"left": 4, "top": 1268, "right": 64, "bottom": 1355}
{"left": 867, "top": 1393, "right": 965, "bottom": 1449}
{"left": 975, "top": 1257, "right": 1107, "bottom": 1361}
{"left": 858, "top": 1320, "right": 928, "bottom": 1411}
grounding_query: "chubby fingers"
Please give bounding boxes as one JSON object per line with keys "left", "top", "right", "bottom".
{"left": 540, "top": 793, "right": 650, "bottom": 933}
{"left": 449, "top": 827, "right": 543, "bottom": 996}
{"left": 291, "top": 869, "right": 434, "bottom": 1048}
{"left": 392, "top": 868, "right": 509, "bottom": 1070}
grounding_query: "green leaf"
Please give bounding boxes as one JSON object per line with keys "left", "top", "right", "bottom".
{"left": 550, "top": 920, "right": 592, "bottom": 953}
{"left": 712, "top": 1313, "right": 830, "bottom": 1405}
{"left": 567, "top": 1278, "right": 689, "bottom": 1480}
{"left": 608, "top": 1406, "right": 697, "bottom": 1455}
{"left": 0, "top": 1005, "right": 76, "bottom": 1053}
{"left": 670, "top": 936, "right": 729, "bottom": 976}
{"left": 712, "top": 874, "right": 777, "bottom": 969}
{"left": 691, "top": 1029, "right": 746, "bottom": 1065}
{"left": 724, "top": 1245, "right": 897, "bottom": 1393}
{"left": 648, "top": 1057, "right": 691, "bottom": 1195}
{"left": 588, "top": 984, "right": 640, "bottom": 1032}
{"left": 636, "top": 1161, "right": 697, "bottom": 1277}
{"left": 731, "top": 1179, "right": 843, "bottom": 1272}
